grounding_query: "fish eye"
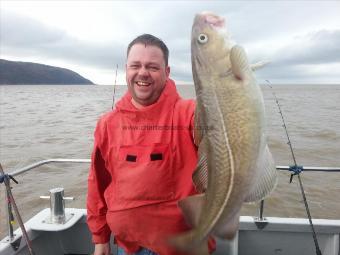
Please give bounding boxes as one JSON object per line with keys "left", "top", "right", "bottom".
{"left": 198, "top": 34, "right": 208, "bottom": 44}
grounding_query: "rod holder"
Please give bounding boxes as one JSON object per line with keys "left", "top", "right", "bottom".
{"left": 40, "top": 187, "right": 74, "bottom": 224}
{"left": 50, "top": 188, "right": 66, "bottom": 224}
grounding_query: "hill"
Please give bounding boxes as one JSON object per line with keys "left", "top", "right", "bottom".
{"left": 0, "top": 59, "right": 94, "bottom": 85}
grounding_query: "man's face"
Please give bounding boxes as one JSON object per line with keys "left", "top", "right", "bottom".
{"left": 126, "top": 43, "right": 170, "bottom": 106}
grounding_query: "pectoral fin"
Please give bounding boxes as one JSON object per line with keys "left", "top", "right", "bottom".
{"left": 192, "top": 137, "right": 209, "bottom": 193}
{"left": 178, "top": 193, "right": 206, "bottom": 228}
{"left": 192, "top": 106, "right": 208, "bottom": 193}
{"left": 244, "top": 145, "right": 278, "bottom": 202}
{"left": 193, "top": 106, "right": 202, "bottom": 146}
{"left": 230, "top": 45, "right": 251, "bottom": 81}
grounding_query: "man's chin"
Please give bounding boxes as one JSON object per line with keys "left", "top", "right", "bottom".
{"left": 132, "top": 95, "right": 153, "bottom": 106}
{"left": 134, "top": 92, "right": 151, "bottom": 101}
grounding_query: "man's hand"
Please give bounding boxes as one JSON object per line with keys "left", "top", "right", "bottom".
{"left": 93, "top": 243, "right": 110, "bottom": 255}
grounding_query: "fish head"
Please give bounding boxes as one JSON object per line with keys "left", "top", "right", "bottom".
{"left": 191, "top": 12, "right": 234, "bottom": 76}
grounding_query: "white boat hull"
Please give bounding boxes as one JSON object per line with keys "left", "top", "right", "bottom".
{"left": 1, "top": 208, "right": 339, "bottom": 255}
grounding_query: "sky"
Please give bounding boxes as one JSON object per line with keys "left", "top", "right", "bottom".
{"left": 1, "top": 0, "right": 340, "bottom": 85}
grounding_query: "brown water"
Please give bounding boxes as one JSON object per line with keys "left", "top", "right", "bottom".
{"left": 0, "top": 84, "right": 339, "bottom": 238}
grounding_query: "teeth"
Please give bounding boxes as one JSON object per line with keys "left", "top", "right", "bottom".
{"left": 136, "top": 81, "right": 150, "bottom": 86}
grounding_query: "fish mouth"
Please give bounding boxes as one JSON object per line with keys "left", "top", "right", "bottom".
{"left": 195, "top": 11, "right": 225, "bottom": 29}
{"left": 201, "top": 11, "right": 225, "bottom": 28}
{"left": 194, "top": 12, "right": 227, "bottom": 39}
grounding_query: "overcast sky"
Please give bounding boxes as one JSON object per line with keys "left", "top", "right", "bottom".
{"left": 1, "top": 1, "right": 340, "bottom": 85}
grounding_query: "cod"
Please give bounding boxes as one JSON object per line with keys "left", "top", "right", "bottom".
{"left": 170, "top": 12, "right": 278, "bottom": 251}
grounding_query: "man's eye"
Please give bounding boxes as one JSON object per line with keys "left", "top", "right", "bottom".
{"left": 149, "top": 66, "right": 159, "bottom": 71}
{"left": 130, "top": 65, "right": 139, "bottom": 69}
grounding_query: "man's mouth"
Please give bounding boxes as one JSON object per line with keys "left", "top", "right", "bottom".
{"left": 136, "top": 81, "right": 151, "bottom": 87}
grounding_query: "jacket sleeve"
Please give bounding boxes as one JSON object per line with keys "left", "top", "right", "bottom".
{"left": 87, "top": 118, "right": 112, "bottom": 244}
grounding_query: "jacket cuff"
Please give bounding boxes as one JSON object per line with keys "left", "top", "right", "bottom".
{"left": 92, "top": 227, "right": 111, "bottom": 244}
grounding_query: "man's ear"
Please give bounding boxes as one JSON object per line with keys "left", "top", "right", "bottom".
{"left": 166, "top": 66, "right": 170, "bottom": 78}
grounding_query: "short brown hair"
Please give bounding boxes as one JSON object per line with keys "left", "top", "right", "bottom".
{"left": 127, "top": 34, "right": 169, "bottom": 66}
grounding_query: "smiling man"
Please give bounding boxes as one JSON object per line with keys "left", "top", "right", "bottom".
{"left": 87, "top": 34, "right": 214, "bottom": 255}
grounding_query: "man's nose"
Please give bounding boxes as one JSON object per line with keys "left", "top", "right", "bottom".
{"left": 138, "top": 66, "right": 149, "bottom": 76}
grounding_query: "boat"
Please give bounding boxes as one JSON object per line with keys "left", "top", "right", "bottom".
{"left": 1, "top": 159, "right": 340, "bottom": 255}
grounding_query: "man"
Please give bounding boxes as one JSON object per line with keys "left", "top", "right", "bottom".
{"left": 87, "top": 34, "right": 213, "bottom": 255}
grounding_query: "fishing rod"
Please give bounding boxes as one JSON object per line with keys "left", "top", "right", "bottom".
{"left": 111, "top": 64, "right": 119, "bottom": 255}
{"left": 0, "top": 163, "right": 35, "bottom": 255}
{"left": 112, "top": 64, "right": 118, "bottom": 110}
{"left": 265, "top": 80, "right": 322, "bottom": 255}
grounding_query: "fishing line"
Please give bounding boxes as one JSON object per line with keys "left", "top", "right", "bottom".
{"left": 265, "top": 80, "right": 322, "bottom": 255}
{"left": 112, "top": 64, "right": 118, "bottom": 110}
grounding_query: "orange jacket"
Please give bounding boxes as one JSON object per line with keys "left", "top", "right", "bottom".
{"left": 87, "top": 79, "right": 214, "bottom": 254}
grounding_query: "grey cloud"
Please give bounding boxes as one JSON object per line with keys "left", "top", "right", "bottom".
{"left": 1, "top": 11, "right": 125, "bottom": 70}
{"left": 259, "top": 29, "right": 340, "bottom": 68}
{"left": 1, "top": 11, "right": 65, "bottom": 46}
{"left": 2, "top": 2, "right": 339, "bottom": 84}
{"left": 255, "top": 62, "right": 340, "bottom": 84}
{"left": 244, "top": 29, "right": 340, "bottom": 83}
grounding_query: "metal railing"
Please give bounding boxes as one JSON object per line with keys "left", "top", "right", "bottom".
{"left": 8, "top": 158, "right": 91, "bottom": 177}
{"left": 5, "top": 159, "right": 340, "bottom": 177}
{"left": 276, "top": 165, "right": 340, "bottom": 172}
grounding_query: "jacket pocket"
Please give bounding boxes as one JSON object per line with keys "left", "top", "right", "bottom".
{"left": 114, "top": 143, "right": 175, "bottom": 202}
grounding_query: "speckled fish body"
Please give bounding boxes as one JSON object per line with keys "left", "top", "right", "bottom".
{"left": 170, "top": 12, "right": 277, "bottom": 251}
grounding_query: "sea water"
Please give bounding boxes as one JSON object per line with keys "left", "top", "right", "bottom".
{"left": 0, "top": 84, "right": 339, "bottom": 238}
